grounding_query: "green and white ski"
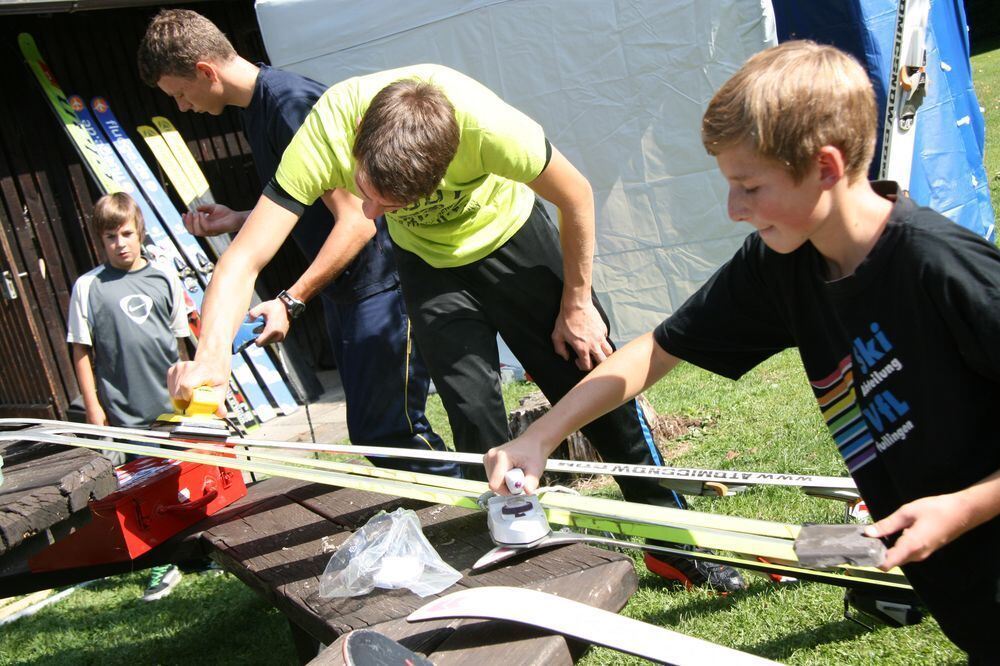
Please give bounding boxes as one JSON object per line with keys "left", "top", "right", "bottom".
{"left": 1, "top": 423, "right": 909, "bottom": 593}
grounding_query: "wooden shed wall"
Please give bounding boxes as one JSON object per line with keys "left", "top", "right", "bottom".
{"left": 0, "top": 1, "right": 329, "bottom": 418}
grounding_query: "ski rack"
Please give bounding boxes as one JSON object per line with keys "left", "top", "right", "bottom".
{"left": 0, "top": 423, "right": 909, "bottom": 593}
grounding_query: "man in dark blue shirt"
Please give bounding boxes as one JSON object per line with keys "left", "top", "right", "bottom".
{"left": 138, "top": 9, "right": 458, "bottom": 477}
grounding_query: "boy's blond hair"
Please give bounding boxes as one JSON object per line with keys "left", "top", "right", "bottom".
{"left": 137, "top": 9, "right": 236, "bottom": 86}
{"left": 93, "top": 192, "right": 145, "bottom": 241}
{"left": 702, "top": 40, "right": 876, "bottom": 182}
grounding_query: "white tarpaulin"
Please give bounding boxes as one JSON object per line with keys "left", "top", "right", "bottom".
{"left": 256, "top": 0, "right": 777, "bottom": 344}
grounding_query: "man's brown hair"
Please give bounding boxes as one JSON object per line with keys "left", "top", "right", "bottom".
{"left": 93, "top": 192, "right": 145, "bottom": 240}
{"left": 353, "top": 79, "right": 460, "bottom": 205}
{"left": 137, "top": 9, "right": 236, "bottom": 86}
{"left": 702, "top": 40, "right": 877, "bottom": 182}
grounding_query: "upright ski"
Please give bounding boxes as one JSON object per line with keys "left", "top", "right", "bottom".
{"left": 152, "top": 116, "right": 216, "bottom": 207}
{"left": 409, "top": 586, "right": 780, "bottom": 665}
{"left": 137, "top": 124, "right": 202, "bottom": 209}
{"left": 70, "top": 97, "right": 261, "bottom": 432}
{"left": 89, "top": 97, "right": 279, "bottom": 423}
{"left": 878, "top": 0, "right": 931, "bottom": 189}
{"left": 142, "top": 117, "right": 314, "bottom": 412}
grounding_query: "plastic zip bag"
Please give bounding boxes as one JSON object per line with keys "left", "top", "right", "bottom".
{"left": 319, "top": 507, "right": 461, "bottom": 598}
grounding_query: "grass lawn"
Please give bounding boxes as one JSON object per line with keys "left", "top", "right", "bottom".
{"left": 3, "top": 40, "right": 997, "bottom": 666}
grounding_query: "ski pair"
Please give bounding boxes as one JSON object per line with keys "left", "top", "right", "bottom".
{"left": 1, "top": 424, "right": 909, "bottom": 594}
{"left": 5, "top": 413, "right": 857, "bottom": 498}
{"left": 18, "top": 33, "right": 297, "bottom": 423}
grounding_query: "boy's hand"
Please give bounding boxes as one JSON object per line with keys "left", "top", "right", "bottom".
{"left": 85, "top": 406, "right": 108, "bottom": 427}
{"left": 167, "top": 359, "right": 230, "bottom": 417}
{"left": 248, "top": 300, "right": 290, "bottom": 345}
{"left": 864, "top": 493, "right": 972, "bottom": 570}
{"left": 484, "top": 437, "right": 547, "bottom": 495}
{"left": 183, "top": 204, "right": 246, "bottom": 237}
{"left": 552, "top": 300, "right": 613, "bottom": 372}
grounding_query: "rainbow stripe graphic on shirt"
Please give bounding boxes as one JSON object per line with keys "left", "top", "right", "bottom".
{"left": 811, "top": 355, "right": 877, "bottom": 473}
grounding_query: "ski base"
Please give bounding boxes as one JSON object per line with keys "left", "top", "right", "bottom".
{"left": 408, "top": 586, "right": 780, "bottom": 665}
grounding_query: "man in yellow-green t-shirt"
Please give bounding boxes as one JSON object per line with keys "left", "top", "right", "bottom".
{"left": 168, "top": 64, "right": 746, "bottom": 592}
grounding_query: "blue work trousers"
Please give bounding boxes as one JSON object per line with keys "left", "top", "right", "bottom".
{"left": 321, "top": 286, "right": 460, "bottom": 477}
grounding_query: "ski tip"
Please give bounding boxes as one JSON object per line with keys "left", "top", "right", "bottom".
{"left": 151, "top": 116, "right": 175, "bottom": 132}
{"left": 342, "top": 630, "right": 433, "bottom": 666}
{"left": 67, "top": 95, "right": 85, "bottom": 113}
{"left": 92, "top": 97, "right": 110, "bottom": 114}
{"left": 137, "top": 125, "right": 158, "bottom": 138}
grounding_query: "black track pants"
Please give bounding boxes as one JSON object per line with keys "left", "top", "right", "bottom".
{"left": 393, "top": 200, "right": 685, "bottom": 510}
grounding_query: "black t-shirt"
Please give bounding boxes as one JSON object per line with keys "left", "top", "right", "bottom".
{"left": 241, "top": 65, "right": 397, "bottom": 303}
{"left": 654, "top": 183, "right": 1000, "bottom": 654}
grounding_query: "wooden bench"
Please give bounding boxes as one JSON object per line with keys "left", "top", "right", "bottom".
{"left": 201, "top": 477, "right": 638, "bottom": 664}
{"left": 0, "top": 438, "right": 117, "bottom": 593}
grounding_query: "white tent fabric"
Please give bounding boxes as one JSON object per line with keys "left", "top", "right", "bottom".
{"left": 256, "top": 0, "right": 777, "bottom": 344}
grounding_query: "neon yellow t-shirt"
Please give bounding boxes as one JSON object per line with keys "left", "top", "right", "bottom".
{"left": 274, "top": 64, "right": 548, "bottom": 268}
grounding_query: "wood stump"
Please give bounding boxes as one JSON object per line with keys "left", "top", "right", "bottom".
{"left": 507, "top": 392, "right": 701, "bottom": 485}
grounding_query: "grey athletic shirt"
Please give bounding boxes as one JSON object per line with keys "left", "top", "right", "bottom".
{"left": 67, "top": 260, "right": 189, "bottom": 426}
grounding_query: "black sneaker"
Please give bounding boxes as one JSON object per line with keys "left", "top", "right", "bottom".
{"left": 644, "top": 547, "right": 747, "bottom": 593}
{"left": 142, "top": 564, "right": 182, "bottom": 601}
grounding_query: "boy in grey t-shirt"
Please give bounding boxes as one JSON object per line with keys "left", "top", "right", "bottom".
{"left": 68, "top": 193, "right": 189, "bottom": 428}
{"left": 66, "top": 192, "right": 190, "bottom": 600}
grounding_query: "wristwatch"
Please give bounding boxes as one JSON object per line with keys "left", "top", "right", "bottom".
{"left": 277, "top": 290, "right": 306, "bottom": 319}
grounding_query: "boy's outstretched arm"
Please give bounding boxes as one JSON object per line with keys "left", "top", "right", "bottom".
{"left": 527, "top": 148, "right": 612, "bottom": 373}
{"left": 167, "top": 195, "right": 300, "bottom": 405}
{"left": 484, "top": 331, "right": 681, "bottom": 494}
{"left": 866, "top": 468, "right": 1000, "bottom": 570}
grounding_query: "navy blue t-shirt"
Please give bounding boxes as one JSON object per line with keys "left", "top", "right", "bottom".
{"left": 241, "top": 65, "right": 397, "bottom": 303}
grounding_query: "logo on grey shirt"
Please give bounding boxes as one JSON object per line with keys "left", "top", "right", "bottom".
{"left": 120, "top": 294, "right": 154, "bottom": 325}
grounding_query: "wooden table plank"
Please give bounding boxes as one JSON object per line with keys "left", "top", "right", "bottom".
{"left": 203, "top": 478, "right": 639, "bottom": 664}
{"left": 0, "top": 444, "right": 115, "bottom": 555}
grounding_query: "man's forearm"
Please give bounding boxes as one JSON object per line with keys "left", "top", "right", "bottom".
{"left": 526, "top": 148, "right": 596, "bottom": 307}
{"left": 556, "top": 200, "right": 596, "bottom": 307}
{"left": 195, "top": 196, "right": 302, "bottom": 363}
{"left": 286, "top": 190, "right": 376, "bottom": 303}
{"left": 196, "top": 251, "right": 258, "bottom": 359}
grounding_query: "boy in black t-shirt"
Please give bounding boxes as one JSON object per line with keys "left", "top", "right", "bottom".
{"left": 484, "top": 41, "right": 1000, "bottom": 660}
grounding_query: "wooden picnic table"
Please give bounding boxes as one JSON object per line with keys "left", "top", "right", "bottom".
{"left": 0, "top": 437, "right": 117, "bottom": 592}
{"left": 202, "top": 476, "right": 639, "bottom": 665}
